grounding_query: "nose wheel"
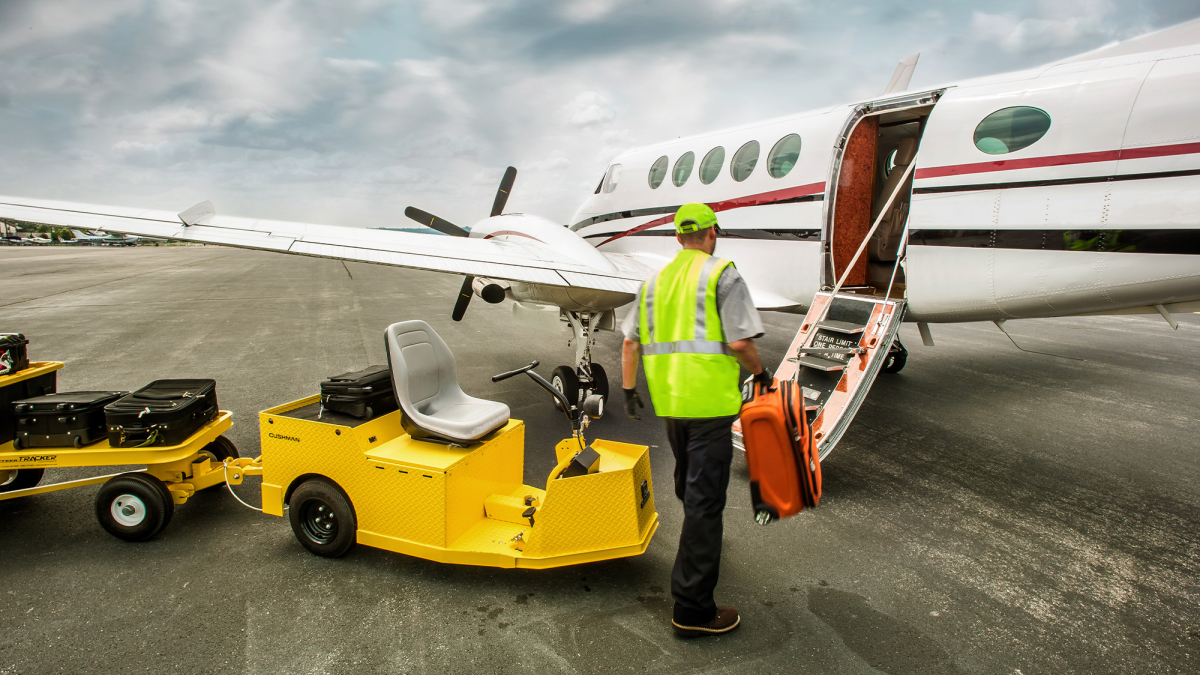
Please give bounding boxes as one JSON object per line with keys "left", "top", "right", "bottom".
{"left": 549, "top": 364, "right": 609, "bottom": 411}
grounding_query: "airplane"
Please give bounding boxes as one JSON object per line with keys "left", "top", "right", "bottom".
{"left": 69, "top": 229, "right": 162, "bottom": 246}
{"left": 0, "top": 18, "right": 1197, "bottom": 460}
{"left": 23, "top": 234, "right": 55, "bottom": 245}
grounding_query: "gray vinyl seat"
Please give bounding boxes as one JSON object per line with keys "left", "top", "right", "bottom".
{"left": 385, "top": 320, "right": 510, "bottom": 443}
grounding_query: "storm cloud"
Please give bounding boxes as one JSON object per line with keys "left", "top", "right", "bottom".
{"left": 0, "top": 0, "right": 1196, "bottom": 228}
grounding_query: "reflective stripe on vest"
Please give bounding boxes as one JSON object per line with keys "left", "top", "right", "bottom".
{"left": 638, "top": 249, "right": 742, "bottom": 418}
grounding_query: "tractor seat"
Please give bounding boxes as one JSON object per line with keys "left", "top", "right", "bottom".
{"left": 385, "top": 320, "right": 510, "bottom": 444}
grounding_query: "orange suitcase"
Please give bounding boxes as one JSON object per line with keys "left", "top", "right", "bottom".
{"left": 740, "top": 377, "right": 821, "bottom": 524}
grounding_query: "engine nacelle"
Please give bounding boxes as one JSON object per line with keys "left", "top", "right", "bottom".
{"left": 472, "top": 278, "right": 506, "bottom": 304}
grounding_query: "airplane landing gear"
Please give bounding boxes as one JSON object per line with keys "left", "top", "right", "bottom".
{"left": 551, "top": 312, "right": 610, "bottom": 410}
{"left": 882, "top": 338, "right": 908, "bottom": 374}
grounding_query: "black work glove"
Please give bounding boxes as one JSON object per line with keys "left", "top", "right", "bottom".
{"left": 623, "top": 388, "right": 645, "bottom": 421}
{"left": 753, "top": 366, "right": 774, "bottom": 388}
{"left": 742, "top": 367, "right": 775, "bottom": 404}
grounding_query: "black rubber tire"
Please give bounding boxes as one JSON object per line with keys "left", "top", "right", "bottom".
{"left": 288, "top": 479, "right": 357, "bottom": 558}
{"left": 0, "top": 468, "right": 45, "bottom": 493}
{"left": 94, "top": 473, "right": 174, "bottom": 542}
{"left": 195, "top": 436, "right": 240, "bottom": 492}
{"left": 73, "top": 436, "right": 83, "bottom": 449}
{"left": 200, "top": 435, "right": 240, "bottom": 461}
{"left": 550, "top": 366, "right": 581, "bottom": 411}
{"left": 11, "top": 436, "right": 22, "bottom": 450}
{"left": 586, "top": 363, "right": 609, "bottom": 405}
{"left": 882, "top": 350, "right": 907, "bottom": 374}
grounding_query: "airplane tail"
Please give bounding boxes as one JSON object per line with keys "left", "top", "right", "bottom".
{"left": 70, "top": 229, "right": 89, "bottom": 238}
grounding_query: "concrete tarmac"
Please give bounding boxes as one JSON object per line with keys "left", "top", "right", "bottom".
{"left": 1, "top": 245, "right": 1197, "bottom": 674}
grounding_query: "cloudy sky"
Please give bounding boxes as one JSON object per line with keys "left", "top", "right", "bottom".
{"left": 1, "top": 0, "right": 1197, "bottom": 229}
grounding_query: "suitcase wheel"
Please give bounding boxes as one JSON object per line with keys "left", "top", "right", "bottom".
{"left": 12, "top": 437, "right": 22, "bottom": 450}
{"left": 73, "top": 436, "right": 83, "bottom": 449}
{"left": 755, "top": 510, "right": 774, "bottom": 526}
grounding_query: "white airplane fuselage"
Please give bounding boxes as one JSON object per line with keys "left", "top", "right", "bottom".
{"left": 555, "top": 39, "right": 1200, "bottom": 323}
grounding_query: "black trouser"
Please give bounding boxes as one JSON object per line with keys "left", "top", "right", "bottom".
{"left": 665, "top": 414, "right": 738, "bottom": 626}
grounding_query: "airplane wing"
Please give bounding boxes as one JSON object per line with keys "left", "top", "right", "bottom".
{"left": 0, "top": 195, "right": 644, "bottom": 294}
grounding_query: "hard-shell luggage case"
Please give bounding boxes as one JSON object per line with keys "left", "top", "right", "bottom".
{"left": 320, "top": 365, "right": 397, "bottom": 419}
{"left": 739, "top": 377, "right": 821, "bottom": 524}
{"left": 12, "top": 391, "right": 127, "bottom": 449}
{"left": 105, "top": 379, "right": 219, "bottom": 448}
{"left": 0, "top": 368, "right": 56, "bottom": 446}
{"left": 0, "top": 333, "right": 29, "bottom": 376}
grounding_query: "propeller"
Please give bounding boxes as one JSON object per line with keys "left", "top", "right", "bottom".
{"left": 404, "top": 166, "right": 518, "bottom": 322}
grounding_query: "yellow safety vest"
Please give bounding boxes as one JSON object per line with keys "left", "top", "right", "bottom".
{"left": 638, "top": 249, "right": 742, "bottom": 418}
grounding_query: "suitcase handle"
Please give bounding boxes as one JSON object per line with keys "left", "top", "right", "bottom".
{"left": 114, "top": 425, "right": 162, "bottom": 448}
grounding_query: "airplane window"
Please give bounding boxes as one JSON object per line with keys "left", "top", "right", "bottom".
{"left": 767, "top": 134, "right": 801, "bottom": 178}
{"left": 648, "top": 156, "right": 668, "bottom": 189}
{"left": 602, "top": 164, "right": 623, "bottom": 193}
{"left": 973, "top": 106, "right": 1051, "bottom": 155}
{"left": 730, "top": 141, "right": 760, "bottom": 182}
{"left": 700, "top": 146, "right": 725, "bottom": 185}
{"left": 672, "top": 152, "right": 695, "bottom": 187}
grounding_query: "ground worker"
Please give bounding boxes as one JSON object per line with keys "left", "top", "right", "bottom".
{"left": 620, "top": 202, "right": 772, "bottom": 638}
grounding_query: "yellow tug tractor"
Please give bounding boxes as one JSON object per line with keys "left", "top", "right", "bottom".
{"left": 252, "top": 320, "right": 658, "bottom": 568}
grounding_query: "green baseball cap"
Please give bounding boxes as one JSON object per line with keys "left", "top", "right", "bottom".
{"left": 674, "top": 203, "right": 719, "bottom": 234}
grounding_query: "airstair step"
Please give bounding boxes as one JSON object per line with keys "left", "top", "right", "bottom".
{"left": 816, "top": 319, "right": 866, "bottom": 334}
{"left": 794, "top": 354, "right": 846, "bottom": 372}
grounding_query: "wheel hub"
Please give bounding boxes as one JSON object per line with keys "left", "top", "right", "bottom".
{"left": 111, "top": 494, "right": 147, "bottom": 526}
{"left": 300, "top": 500, "right": 338, "bottom": 544}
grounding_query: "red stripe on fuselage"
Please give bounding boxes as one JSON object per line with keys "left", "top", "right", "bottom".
{"left": 596, "top": 181, "right": 826, "bottom": 247}
{"left": 483, "top": 230, "right": 545, "bottom": 243}
{"left": 915, "top": 141, "right": 1200, "bottom": 180}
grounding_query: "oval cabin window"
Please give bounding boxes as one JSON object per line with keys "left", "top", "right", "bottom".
{"left": 700, "top": 146, "right": 725, "bottom": 185}
{"left": 672, "top": 152, "right": 694, "bottom": 187}
{"left": 973, "top": 107, "right": 1051, "bottom": 155}
{"left": 730, "top": 141, "right": 760, "bottom": 182}
{"left": 648, "top": 156, "right": 668, "bottom": 189}
{"left": 767, "top": 134, "right": 801, "bottom": 178}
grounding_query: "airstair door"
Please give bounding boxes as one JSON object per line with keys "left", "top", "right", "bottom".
{"left": 773, "top": 292, "right": 905, "bottom": 460}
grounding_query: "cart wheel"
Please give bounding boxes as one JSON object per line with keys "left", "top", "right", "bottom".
{"left": 196, "top": 436, "right": 240, "bottom": 491}
{"left": 288, "top": 479, "right": 357, "bottom": 558}
{"left": 94, "top": 473, "right": 175, "bottom": 542}
{"left": 200, "top": 435, "right": 240, "bottom": 461}
{"left": 0, "top": 468, "right": 44, "bottom": 493}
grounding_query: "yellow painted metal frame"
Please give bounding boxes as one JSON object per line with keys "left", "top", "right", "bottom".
{"left": 0, "top": 362, "right": 245, "bottom": 503}
{"left": 259, "top": 395, "right": 658, "bottom": 569}
{"left": 0, "top": 361, "right": 64, "bottom": 387}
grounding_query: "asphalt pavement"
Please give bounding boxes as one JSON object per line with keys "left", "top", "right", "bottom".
{"left": 1, "top": 245, "right": 1197, "bottom": 674}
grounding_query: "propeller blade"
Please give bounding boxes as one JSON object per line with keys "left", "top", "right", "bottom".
{"left": 451, "top": 275, "right": 474, "bottom": 322}
{"left": 490, "top": 166, "right": 518, "bottom": 217}
{"left": 404, "top": 206, "right": 470, "bottom": 237}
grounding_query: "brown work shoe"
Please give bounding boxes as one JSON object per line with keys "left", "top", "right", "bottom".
{"left": 671, "top": 606, "right": 740, "bottom": 637}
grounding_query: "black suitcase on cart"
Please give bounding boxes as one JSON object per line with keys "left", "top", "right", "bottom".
{"left": 105, "top": 379, "right": 219, "bottom": 448}
{"left": 12, "top": 391, "right": 127, "bottom": 449}
{"left": 320, "top": 365, "right": 397, "bottom": 419}
{"left": 0, "top": 368, "right": 56, "bottom": 446}
{"left": 0, "top": 333, "right": 29, "bottom": 376}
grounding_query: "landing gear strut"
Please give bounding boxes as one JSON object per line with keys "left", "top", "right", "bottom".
{"left": 550, "top": 312, "right": 610, "bottom": 410}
